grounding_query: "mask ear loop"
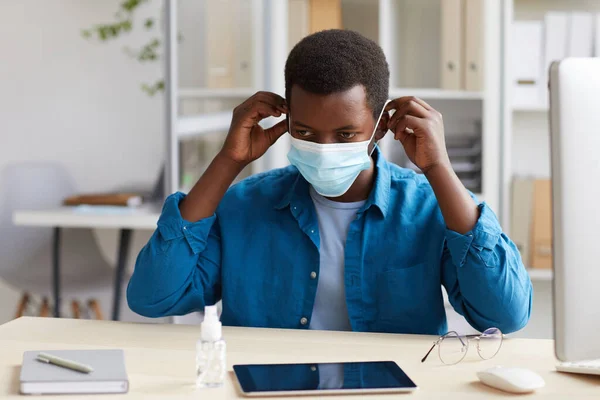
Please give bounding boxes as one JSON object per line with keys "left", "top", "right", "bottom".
{"left": 369, "top": 99, "right": 392, "bottom": 156}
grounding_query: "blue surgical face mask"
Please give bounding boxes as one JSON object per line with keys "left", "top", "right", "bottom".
{"left": 287, "top": 100, "right": 390, "bottom": 197}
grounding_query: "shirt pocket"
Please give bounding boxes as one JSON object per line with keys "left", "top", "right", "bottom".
{"left": 375, "top": 263, "right": 429, "bottom": 333}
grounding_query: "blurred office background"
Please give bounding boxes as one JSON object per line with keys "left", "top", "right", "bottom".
{"left": 1, "top": 0, "right": 599, "bottom": 338}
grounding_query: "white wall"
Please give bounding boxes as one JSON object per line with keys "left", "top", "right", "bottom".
{"left": 0, "top": 0, "right": 164, "bottom": 193}
{"left": 0, "top": 0, "right": 165, "bottom": 322}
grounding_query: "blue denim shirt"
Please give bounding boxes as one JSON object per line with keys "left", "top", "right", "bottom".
{"left": 127, "top": 149, "right": 532, "bottom": 335}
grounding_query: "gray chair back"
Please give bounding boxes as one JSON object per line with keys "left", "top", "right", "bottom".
{"left": 0, "top": 163, "right": 75, "bottom": 285}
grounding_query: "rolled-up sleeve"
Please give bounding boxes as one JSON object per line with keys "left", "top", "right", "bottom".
{"left": 127, "top": 192, "right": 222, "bottom": 318}
{"left": 441, "top": 203, "right": 533, "bottom": 334}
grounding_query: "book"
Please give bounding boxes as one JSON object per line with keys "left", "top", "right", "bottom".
{"left": 289, "top": 0, "right": 309, "bottom": 49}
{"left": 20, "top": 349, "right": 128, "bottom": 395}
{"left": 309, "top": 0, "right": 342, "bottom": 34}
{"left": 510, "top": 177, "right": 535, "bottom": 267}
{"left": 567, "top": 12, "right": 594, "bottom": 57}
{"left": 596, "top": 14, "right": 600, "bottom": 57}
{"left": 205, "top": 0, "right": 236, "bottom": 88}
{"left": 63, "top": 193, "right": 142, "bottom": 207}
{"left": 463, "top": 0, "right": 484, "bottom": 91}
{"left": 512, "top": 21, "right": 543, "bottom": 109}
{"left": 530, "top": 179, "right": 553, "bottom": 269}
{"left": 440, "top": 0, "right": 463, "bottom": 90}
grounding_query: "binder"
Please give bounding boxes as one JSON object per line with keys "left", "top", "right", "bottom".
{"left": 596, "top": 14, "right": 600, "bottom": 57}
{"left": 205, "top": 0, "right": 236, "bottom": 88}
{"left": 543, "top": 12, "right": 568, "bottom": 105}
{"left": 567, "top": 12, "right": 594, "bottom": 57}
{"left": 510, "top": 177, "right": 535, "bottom": 267}
{"left": 289, "top": 0, "right": 309, "bottom": 50}
{"left": 512, "top": 21, "right": 543, "bottom": 109}
{"left": 309, "top": 0, "right": 342, "bottom": 34}
{"left": 234, "top": 0, "right": 253, "bottom": 87}
{"left": 463, "top": 0, "right": 484, "bottom": 91}
{"left": 530, "top": 179, "right": 553, "bottom": 269}
{"left": 440, "top": 0, "right": 463, "bottom": 90}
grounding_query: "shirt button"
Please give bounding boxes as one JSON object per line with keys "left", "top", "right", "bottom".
{"left": 183, "top": 226, "right": 187, "bottom": 230}
{"left": 293, "top": 206, "right": 297, "bottom": 210}
{"left": 300, "top": 317, "right": 308, "bottom": 325}
{"left": 310, "top": 271, "right": 317, "bottom": 279}
{"left": 310, "top": 365, "right": 317, "bottom": 372}
{"left": 310, "top": 229, "right": 315, "bottom": 234}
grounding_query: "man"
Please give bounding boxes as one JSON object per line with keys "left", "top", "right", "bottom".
{"left": 128, "top": 30, "right": 532, "bottom": 337}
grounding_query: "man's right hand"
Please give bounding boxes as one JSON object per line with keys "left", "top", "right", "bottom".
{"left": 220, "top": 91, "right": 288, "bottom": 166}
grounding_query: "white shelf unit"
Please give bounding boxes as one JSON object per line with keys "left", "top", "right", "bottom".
{"left": 501, "top": 0, "right": 600, "bottom": 227}
{"left": 165, "top": 0, "right": 282, "bottom": 194}
{"left": 165, "top": 0, "right": 503, "bottom": 214}
{"left": 501, "top": 0, "right": 600, "bottom": 339}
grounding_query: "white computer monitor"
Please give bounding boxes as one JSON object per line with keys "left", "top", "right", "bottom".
{"left": 550, "top": 58, "right": 600, "bottom": 362}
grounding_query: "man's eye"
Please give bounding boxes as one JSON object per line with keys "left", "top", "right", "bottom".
{"left": 297, "top": 130, "right": 313, "bottom": 137}
{"left": 339, "top": 132, "right": 356, "bottom": 139}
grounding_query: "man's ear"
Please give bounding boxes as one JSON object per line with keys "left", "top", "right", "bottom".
{"left": 374, "top": 112, "right": 389, "bottom": 141}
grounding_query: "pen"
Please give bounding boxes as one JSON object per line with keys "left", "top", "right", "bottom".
{"left": 36, "top": 352, "right": 94, "bottom": 374}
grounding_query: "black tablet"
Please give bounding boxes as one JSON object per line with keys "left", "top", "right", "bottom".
{"left": 233, "top": 361, "right": 417, "bottom": 397}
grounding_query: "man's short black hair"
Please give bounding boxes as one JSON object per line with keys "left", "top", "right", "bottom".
{"left": 285, "top": 29, "right": 390, "bottom": 120}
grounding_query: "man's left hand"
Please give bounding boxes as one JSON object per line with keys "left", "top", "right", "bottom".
{"left": 385, "top": 97, "right": 450, "bottom": 174}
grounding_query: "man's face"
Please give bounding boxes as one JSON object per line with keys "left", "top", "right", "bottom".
{"left": 288, "top": 84, "right": 387, "bottom": 150}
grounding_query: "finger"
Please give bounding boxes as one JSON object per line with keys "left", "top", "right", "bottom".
{"left": 388, "top": 101, "right": 429, "bottom": 130}
{"left": 238, "top": 101, "right": 282, "bottom": 126}
{"left": 236, "top": 92, "right": 286, "bottom": 115}
{"left": 384, "top": 99, "right": 398, "bottom": 113}
{"left": 253, "top": 102, "right": 282, "bottom": 121}
{"left": 392, "top": 96, "right": 433, "bottom": 111}
{"left": 252, "top": 91, "right": 287, "bottom": 111}
{"left": 255, "top": 99, "right": 286, "bottom": 115}
{"left": 394, "top": 124, "right": 410, "bottom": 145}
{"left": 394, "top": 114, "right": 429, "bottom": 138}
{"left": 264, "top": 119, "right": 288, "bottom": 144}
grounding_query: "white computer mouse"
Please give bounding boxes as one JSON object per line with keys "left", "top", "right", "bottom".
{"left": 477, "top": 366, "right": 545, "bottom": 394}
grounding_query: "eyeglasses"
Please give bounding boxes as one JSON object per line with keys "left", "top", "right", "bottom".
{"left": 421, "top": 327, "right": 503, "bottom": 365}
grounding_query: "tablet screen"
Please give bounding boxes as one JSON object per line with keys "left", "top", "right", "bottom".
{"left": 233, "top": 361, "right": 417, "bottom": 395}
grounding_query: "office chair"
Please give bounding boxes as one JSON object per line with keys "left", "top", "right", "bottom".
{"left": 0, "top": 163, "right": 119, "bottom": 319}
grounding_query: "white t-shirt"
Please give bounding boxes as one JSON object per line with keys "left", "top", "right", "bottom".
{"left": 308, "top": 186, "right": 366, "bottom": 388}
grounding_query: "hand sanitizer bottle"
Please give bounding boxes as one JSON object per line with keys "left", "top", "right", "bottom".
{"left": 196, "top": 305, "right": 226, "bottom": 388}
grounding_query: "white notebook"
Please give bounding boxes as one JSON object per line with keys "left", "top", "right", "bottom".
{"left": 20, "top": 349, "right": 129, "bottom": 395}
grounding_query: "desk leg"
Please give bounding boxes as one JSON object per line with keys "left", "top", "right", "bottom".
{"left": 112, "top": 228, "right": 132, "bottom": 321}
{"left": 52, "top": 227, "right": 61, "bottom": 318}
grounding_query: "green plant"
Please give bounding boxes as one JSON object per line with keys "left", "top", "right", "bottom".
{"left": 82, "top": 0, "right": 164, "bottom": 96}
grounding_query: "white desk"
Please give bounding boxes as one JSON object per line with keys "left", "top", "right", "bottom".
{"left": 1, "top": 317, "right": 599, "bottom": 399}
{"left": 13, "top": 206, "right": 160, "bottom": 230}
{"left": 12, "top": 206, "right": 160, "bottom": 320}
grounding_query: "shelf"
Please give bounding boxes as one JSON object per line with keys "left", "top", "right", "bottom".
{"left": 177, "top": 111, "right": 233, "bottom": 138}
{"left": 179, "top": 87, "right": 256, "bottom": 99}
{"left": 388, "top": 88, "right": 484, "bottom": 100}
{"left": 178, "top": 87, "right": 484, "bottom": 101}
{"left": 512, "top": 105, "right": 548, "bottom": 112}
{"left": 527, "top": 268, "right": 553, "bottom": 281}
